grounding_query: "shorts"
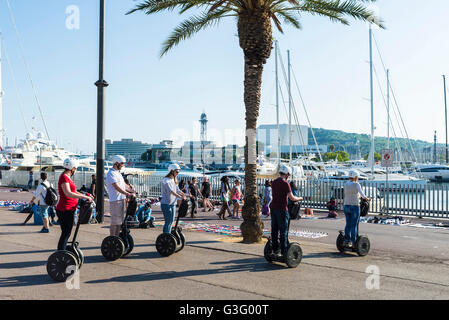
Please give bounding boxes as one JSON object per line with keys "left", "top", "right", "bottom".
{"left": 110, "top": 199, "right": 126, "bottom": 226}
{"left": 39, "top": 205, "right": 49, "bottom": 218}
{"left": 232, "top": 199, "right": 239, "bottom": 204}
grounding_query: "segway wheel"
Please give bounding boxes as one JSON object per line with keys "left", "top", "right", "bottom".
{"left": 336, "top": 232, "right": 346, "bottom": 253}
{"left": 156, "top": 233, "right": 177, "bottom": 257}
{"left": 264, "top": 239, "right": 273, "bottom": 263}
{"left": 67, "top": 244, "right": 84, "bottom": 269}
{"left": 122, "top": 233, "right": 134, "bottom": 257}
{"left": 286, "top": 242, "right": 302, "bottom": 268}
{"left": 101, "top": 236, "right": 125, "bottom": 261}
{"left": 47, "top": 250, "right": 78, "bottom": 282}
{"left": 355, "top": 236, "right": 370, "bottom": 257}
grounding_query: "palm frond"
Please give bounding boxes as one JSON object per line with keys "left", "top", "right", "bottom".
{"left": 160, "top": 8, "right": 235, "bottom": 57}
{"left": 127, "top": 0, "right": 208, "bottom": 15}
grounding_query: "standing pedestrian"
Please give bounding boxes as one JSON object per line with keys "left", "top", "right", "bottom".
{"left": 217, "top": 176, "right": 231, "bottom": 220}
{"left": 189, "top": 177, "right": 200, "bottom": 218}
{"left": 262, "top": 180, "right": 272, "bottom": 216}
{"left": 106, "top": 155, "right": 135, "bottom": 237}
{"left": 27, "top": 170, "right": 34, "bottom": 191}
{"left": 55, "top": 159, "right": 93, "bottom": 250}
{"left": 269, "top": 165, "right": 303, "bottom": 259}
{"left": 230, "top": 179, "right": 242, "bottom": 219}
{"left": 161, "top": 164, "right": 187, "bottom": 233}
{"left": 200, "top": 177, "right": 213, "bottom": 212}
{"left": 27, "top": 172, "right": 53, "bottom": 232}
{"left": 343, "top": 170, "right": 371, "bottom": 247}
{"left": 90, "top": 174, "right": 96, "bottom": 201}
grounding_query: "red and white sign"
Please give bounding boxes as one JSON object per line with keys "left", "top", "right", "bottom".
{"left": 381, "top": 149, "right": 393, "bottom": 167}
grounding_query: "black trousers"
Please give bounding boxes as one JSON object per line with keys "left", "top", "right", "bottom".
{"left": 190, "top": 198, "right": 197, "bottom": 216}
{"left": 56, "top": 209, "right": 75, "bottom": 250}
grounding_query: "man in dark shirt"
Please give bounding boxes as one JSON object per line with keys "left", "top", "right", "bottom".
{"left": 189, "top": 177, "right": 201, "bottom": 218}
{"left": 270, "top": 165, "right": 303, "bottom": 259}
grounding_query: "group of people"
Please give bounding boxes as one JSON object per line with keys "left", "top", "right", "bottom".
{"left": 27, "top": 154, "right": 370, "bottom": 259}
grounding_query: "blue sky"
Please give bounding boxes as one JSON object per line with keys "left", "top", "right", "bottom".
{"left": 0, "top": 0, "right": 448, "bottom": 154}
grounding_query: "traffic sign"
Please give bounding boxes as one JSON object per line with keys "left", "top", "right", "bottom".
{"left": 381, "top": 149, "right": 393, "bottom": 167}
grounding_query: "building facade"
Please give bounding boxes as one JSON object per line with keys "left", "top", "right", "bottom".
{"left": 105, "top": 139, "right": 152, "bottom": 161}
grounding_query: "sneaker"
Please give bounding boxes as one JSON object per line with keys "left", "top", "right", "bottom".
{"left": 52, "top": 220, "right": 59, "bottom": 225}
{"left": 40, "top": 227, "right": 49, "bottom": 233}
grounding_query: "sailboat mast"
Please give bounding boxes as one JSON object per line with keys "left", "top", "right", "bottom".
{"left": 0, "top": 33, "right": 3, "bottom": 148}
{"left": 387, "top": 69, "right": 390, "bottom": 149}
{"left": 275, "top": 41, "right": 280, "bottom": 167}
{"left": 369, "top": 24, "right": 375, "bottom": 177}
{"left": 443, "top": 75, "right": 448, "bottom": 164}
{"left": 288, "top": 50, "right": 292, "bottom": 174}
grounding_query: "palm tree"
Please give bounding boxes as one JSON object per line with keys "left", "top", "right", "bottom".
{"left": 128, "top": 0, "right": 384, "bottom": 243}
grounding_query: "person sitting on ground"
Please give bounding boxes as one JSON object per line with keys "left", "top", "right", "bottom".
{"left": 343, "top": 170, "right": 371, "bottom": 248}
{"left": 270, "top": 165, "right": 303, "bottom": 259}
{"left": 26, "top": 172, "right": 53, "bottom": 233}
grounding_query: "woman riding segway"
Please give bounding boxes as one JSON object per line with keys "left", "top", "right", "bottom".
{"left": 46, "top": 158, "right": 94, "bottom": 282}
{"left": 156, "top": 163, "right": 188, "bottom": 256}
{"left": 337, "top": 170, "right": 371, "bottom": 256}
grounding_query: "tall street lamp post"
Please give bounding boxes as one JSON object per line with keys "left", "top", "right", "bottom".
{"left": 95, "top": 0, "right": 108, "bottom": 223}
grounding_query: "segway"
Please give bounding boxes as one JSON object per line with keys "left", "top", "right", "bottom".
{"left": 46, "top": 199, "right": 94, "bottom": 282}
{"left": 101, "top": 197, "right": 137, "bottom": 261}
{"left": 264, "top": 202, "right": 303, "bottom": 268}
{"left": 336, "top": 198, "right": 371, "bottom": 256}
{"left": 155, "top": 202, "right": 187, "bottom": 257}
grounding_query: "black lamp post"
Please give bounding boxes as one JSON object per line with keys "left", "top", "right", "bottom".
{"left": 95, "top": 0, "right": 108, "bottom": 223}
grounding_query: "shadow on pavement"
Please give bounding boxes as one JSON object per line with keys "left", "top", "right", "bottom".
{"left": 0, "top": 260, "right": 46, "bottom": 269}
{"left": 302, "top": 252, "right": 359, "bottom": 259}
{"left": 85, "top": 257, "right": 285, "bottom": 284}
{"left": 0, "top": 274, "right": 53, "bottom": 287}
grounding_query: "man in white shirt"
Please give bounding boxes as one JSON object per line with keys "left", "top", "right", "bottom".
{"left": 27, "top": 172, "right": 52, "bottom": 233}
{"left": 106, "top": 155, "right": 134, "bottom": 236}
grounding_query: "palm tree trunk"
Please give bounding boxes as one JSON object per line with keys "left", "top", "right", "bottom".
{"left": 238, "top": 9, "right": 272, "bottom": 243}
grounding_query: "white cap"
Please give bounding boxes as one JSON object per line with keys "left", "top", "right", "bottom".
{"left": 168, "top": 163, "right": 181, "bottom": 172}
{"left": 112, "top": 155, "right": 126, "bottom": 165}
{"left": 279, "top": 164, "right": 292, "bottom": 175}
{"left": 63, "top": 158, "right": 79, "bottom": 170}
{"left": 349, "top": 170, "right": 360, "bottom": 178}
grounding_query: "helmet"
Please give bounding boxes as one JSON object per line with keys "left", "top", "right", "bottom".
{"left": 63, "top": 158, "right": 78, "bottom": 170}
{"left": 348, "top": 170, "right": 360, "bottom": 179}
{"left": 279, "top": 164, "right": 292, "bottom": 175}
{"left": 168, "top": 163, "right": 181, "bottom": 172}
{"left": 112, "top": 155, "right": 126, "bottom": 165}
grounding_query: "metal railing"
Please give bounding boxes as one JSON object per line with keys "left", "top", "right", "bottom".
{"left": 1, "top": 170, "right": 448, "bottom": 219}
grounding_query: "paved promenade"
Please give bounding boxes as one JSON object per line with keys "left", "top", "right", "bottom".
{"left": 1, "top": 187, "right": 449, "bottom": 300}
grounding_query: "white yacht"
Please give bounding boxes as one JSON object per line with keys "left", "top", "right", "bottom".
{"left": 413, "top": 164, "right": 449, "bottom": 182}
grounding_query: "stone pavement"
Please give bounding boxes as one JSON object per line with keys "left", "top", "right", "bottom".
{"left": 1, "top": 187, "right": 449, "bottom": 300}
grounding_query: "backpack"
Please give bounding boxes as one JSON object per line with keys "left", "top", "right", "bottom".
{"left": 41, "top": 183, "right": 58, "bottom": 206}
{"left": 178, "top": 199, "right": 189, "bottom": 218}
{"left": 289, "top": 202, "right": 301, "bottom": 220}
{"left": 78, "top": 199, "right": 93, "bottom": 224}
{"left": 126, "top": 197, "right": 138, "bottom": 217}
{"left": 360, "top": 198, "right": 370, "bottom": 217}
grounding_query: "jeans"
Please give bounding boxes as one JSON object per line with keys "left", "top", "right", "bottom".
{"left": 161, "top": 204, "right": 175, "bottom": 233}
{"left": 56, "top": 210, "right": 75, "bottom": 250}
{"left": 39, "top": 205, "right": 49, "bottom": 218}
{"left": 344, "top": 205, "right": 360, "bottom": 243}
{"left": 190, "top": 198, "right": 198, "bottom": 216}
{"left": 271, "top": 209, "right": 290, "bottom": 255}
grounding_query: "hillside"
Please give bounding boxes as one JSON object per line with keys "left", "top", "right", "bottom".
{"left": 308, "top": 128, "right": 444, "bottom": 162}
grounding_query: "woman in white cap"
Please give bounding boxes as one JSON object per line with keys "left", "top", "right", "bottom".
{"left": 161, "top": 164, "right": 187, "bottom": 233}
{"left": 343, "top": 170, "right": 370, "bottom": 247}
{"left": 56, "top": 159, "right": 93, "bottom": 250}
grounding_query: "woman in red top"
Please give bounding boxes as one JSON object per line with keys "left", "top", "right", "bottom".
{"left": 56, "top": 159, "right": 93, "bottom": 250}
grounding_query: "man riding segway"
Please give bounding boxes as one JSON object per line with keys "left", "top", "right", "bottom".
{"left": 269, "top": 165, "right": 303, "bottom": 260}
